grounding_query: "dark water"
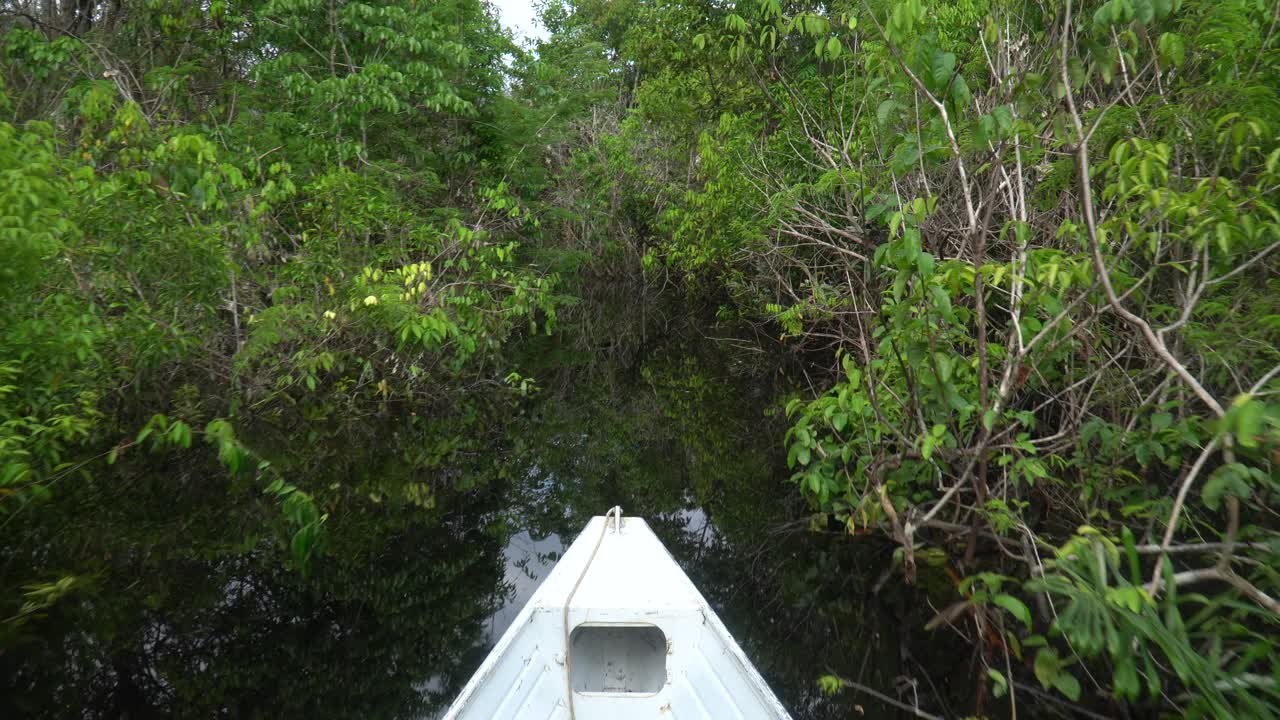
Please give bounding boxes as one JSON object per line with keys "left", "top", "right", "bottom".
{"left": 1, "top": 317, "right": 974, "bottom": 719}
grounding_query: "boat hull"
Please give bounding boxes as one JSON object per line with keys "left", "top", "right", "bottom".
{"left": 444, "top": 516, "right": 792, "bottom": 719}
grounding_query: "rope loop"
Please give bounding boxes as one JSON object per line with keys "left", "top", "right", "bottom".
{"left": 563, "top": 507, "right": 623, "bottom": 718}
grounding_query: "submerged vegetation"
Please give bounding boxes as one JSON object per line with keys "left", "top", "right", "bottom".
{"left": 2, "top": 0, "right": 1278, "bottom": 717}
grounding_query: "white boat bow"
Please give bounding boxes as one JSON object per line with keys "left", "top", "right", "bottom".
{"left": 444, "top": 510, "right": 793, "bottom": 719}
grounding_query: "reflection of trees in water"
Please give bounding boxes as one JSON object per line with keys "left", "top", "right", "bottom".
{"left": 1, "top": 439, "right": 508, "bottom": 719}
{"left": 670, "top": 517, "right": 973, "bottom": 720}
{"left": 4, "top": 313, "right": 969, "bottom": 719}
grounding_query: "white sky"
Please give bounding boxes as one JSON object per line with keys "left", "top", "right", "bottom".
{"left": 491, "top": 0, "right": 550, "bottom": 43}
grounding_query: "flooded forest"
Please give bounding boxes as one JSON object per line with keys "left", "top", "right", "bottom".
{"left": 1, "top": 1, "right": 1278, "bottom": 718}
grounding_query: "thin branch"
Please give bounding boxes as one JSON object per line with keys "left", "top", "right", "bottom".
{"left": 834, "top": 676, "right": 946, "bottom": 720}
{"left": 1059, "top": 0, "right": 1225, "bottom": 419}
{"left": 1148, "top": 436, "right": 1220, "bottom": 594}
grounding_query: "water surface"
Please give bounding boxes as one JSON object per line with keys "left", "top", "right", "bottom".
{"left": 2, "top": 327, "right": 970, "bottom": 719}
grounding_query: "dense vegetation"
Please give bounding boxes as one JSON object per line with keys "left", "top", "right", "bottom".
{"left": 2, "top": 0, "right": 1277, "bottom": 718}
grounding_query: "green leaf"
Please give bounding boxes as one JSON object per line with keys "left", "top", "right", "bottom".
{"left": 988, "top": 668, "right": 1008, "bottom": 698}
{"left": 1034, "top": 647, "right": 1061, "bottom": 689}
{"left": 1068, "top": 57, "right": 1086, "bottom": 89}
{"left": 1053, "top": 671, "right": 1082, "bottom": 701}
{"left": 877, "top": 99, "right": 899, "bottom": 125}
{"left": 1113, "top": 654, "right": 1140, "bottom": 700}
{"left": 928, "top": 285, "right": 954, "bottom": 320}
{"left": 1093, "top": 1, "right": 1112, "bottom": 25}
{"left": 930, "top": 50, "right": 956, "bottom": 88}
{"left": 797, "top": 446, "right": 811, "bottom": 466}
{"left": 1201, "top": 463, "right": 1252, "bottom": 510}
{"left": 1157, "top": 32, "right": 1185, "bottom": 67}
{"left": 976, "top": 114, "right": 996, "bottom": 146}
{"left": 817, "top": 675, "right": 843, "bottom": 696}
{"left": 1135, "top": 442, "right": 1152, "bottom": 467}
{"left": 934, "top": 352, "right": 952, "bottom": 382}
{"left": 888, "top": 2, "right": 915, "bottom": 40}
{"left": 1122, "top": 527, "right": 1141, "bottom": 585}
{"left": 1132, "top": 0, "right": 1155, "bottom": 23}
{"left": 993, "top": 593, "right": 1033, "bottom": 629}
{"left": 951, "top": 74, "right": 971, "bottom": 106}
{"left": 1232, "top": 397, "right": 1263, "bottom": 448}
{"left": 1094, "top": 0, "right": 1135, "bottom": 26}
{"left": 290, "top": 525, "right": 318, "bottom": 574}
{"left": 916, "top": 251, "right": 935, "bottom": 278}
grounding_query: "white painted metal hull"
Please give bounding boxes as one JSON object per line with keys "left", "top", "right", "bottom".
{"left": 444, "top": 514, "right": 793, "bottom": 719}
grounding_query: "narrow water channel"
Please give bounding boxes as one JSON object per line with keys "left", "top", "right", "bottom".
{"left": 412, "top": 324, "right": 974, "bottom": 719}
{"left": 2, "top": 320, "right": 972, "bottom": 719}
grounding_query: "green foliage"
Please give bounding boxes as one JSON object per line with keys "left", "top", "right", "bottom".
{"left": 3, "top": 0, "right": 1280, "bottom": 716}
{"left": 1030, "top": 528, "right": 1278, "bottom": 717}
{"left": 0, "top": 0, "right": 558, "bottom": 655}
{"left": 525, "top": 0, "right": 1280, "bottom": 715}
{"left": 0, "top": 118, "right": 102, "bottom": 511}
